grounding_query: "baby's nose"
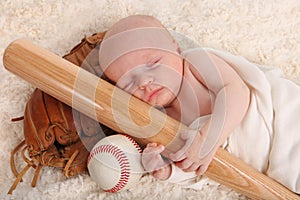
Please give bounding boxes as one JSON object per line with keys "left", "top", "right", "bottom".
{"left": 138, "top": 76, "right": 154, "bottom": 90}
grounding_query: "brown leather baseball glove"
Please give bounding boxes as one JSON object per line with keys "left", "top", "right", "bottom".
{"left": 8, "top": 31, "right": 116, "bottom": 194}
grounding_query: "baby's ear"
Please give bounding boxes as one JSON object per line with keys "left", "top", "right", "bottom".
{"left": 177, "top": 46, "right": 182, "bottom": 54}
{"left": 172, "top": 39, "right": 181, "bottom": 54}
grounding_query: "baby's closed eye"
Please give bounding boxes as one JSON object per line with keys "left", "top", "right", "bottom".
{"left": 147, "top": 56, "right": 161, "bottom": 68}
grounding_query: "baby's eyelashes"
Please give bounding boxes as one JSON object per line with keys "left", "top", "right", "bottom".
{"left": 147, "top": 56, "right": 161, "bottom": 68}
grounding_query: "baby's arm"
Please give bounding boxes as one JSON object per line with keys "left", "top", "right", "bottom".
{"left": 170, "top": 49, "right": 250, "bottom": 174}
{"left": 192, "top": 51, "right": 250, "bottom": 148}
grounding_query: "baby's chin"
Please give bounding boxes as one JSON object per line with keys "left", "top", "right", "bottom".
{"left": 152, "top": 104, "right": 164, "bottom": 110}
{"left": 146, "top": 100, "right": 167, "bottom": 111}
{"left": 151, "top": 104, "right": 168, "bottom": 116}
{"left": 147, "top": 89, "right": 176, "bottom": 108}
{"left": 150, "top": 98, "right": 174, "bottom": 111}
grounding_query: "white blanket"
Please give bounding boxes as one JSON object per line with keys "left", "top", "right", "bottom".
{"left": 207, "top": 48, "right": 300, "bottom": 193}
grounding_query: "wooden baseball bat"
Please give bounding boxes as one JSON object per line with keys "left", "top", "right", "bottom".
{"left": 3, "top": 39, "right": 299, "bottom": 200}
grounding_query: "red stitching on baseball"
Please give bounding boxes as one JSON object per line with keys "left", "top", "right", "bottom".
{"left": 87, "top": 134, "right": 143, "bottom": 192}
{"left": 120, "top": 133, "right": 143, "bottom": 153}
{"left": 88, "top": 143, "right": 131, "bottom": 193}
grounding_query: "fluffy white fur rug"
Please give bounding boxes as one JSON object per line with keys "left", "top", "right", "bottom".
{"left": 0, "top": 0, "right": 299, "bottom": 199}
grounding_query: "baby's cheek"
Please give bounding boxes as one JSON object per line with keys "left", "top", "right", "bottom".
{"left": 131, "top": 90, "right": 145, "bottom": 101}
{"left": 160, "top": 89, "right": 176, "bottom": 105}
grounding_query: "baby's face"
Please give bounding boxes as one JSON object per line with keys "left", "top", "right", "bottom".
{"left": 104, "top": 48, "right": 183, "bottom": 107}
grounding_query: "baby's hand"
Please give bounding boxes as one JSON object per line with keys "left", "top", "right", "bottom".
{"left": 142, "top": 143, "right": 171, "bottom": 180}
{"left": 169, "top": 129, "right": 215, "bottom": 175}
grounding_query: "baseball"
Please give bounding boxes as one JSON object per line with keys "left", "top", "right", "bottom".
{"left": 87, "top": 134, "right": 145, "bottom": 192}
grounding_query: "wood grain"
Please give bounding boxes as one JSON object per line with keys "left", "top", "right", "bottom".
{"left": 3, "top": 39, "right": 299, "bottom": 200}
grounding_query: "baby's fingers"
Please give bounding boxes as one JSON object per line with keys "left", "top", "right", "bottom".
{"left": 142, "top": 143, "right": 167, "bottom": 172}
{"left": 143, "top": 143, "right": 165, "bottom": 154}
{"left": 143, "top": 154, "right": 165, "bottom": 172}
{"left": 195, "top": 164, "right": 209, "bottom": 175}
{"left": 168, "top": 137, "right": 194, "bottom": 161}
{"left": 168, "top": 147, "right": 187, "bottom": 162}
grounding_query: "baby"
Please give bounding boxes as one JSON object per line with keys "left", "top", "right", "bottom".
{"left": 98, "top": 15, "right": 300, "bottom": 193}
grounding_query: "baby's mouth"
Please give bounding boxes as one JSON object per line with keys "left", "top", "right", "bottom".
{"left": 147, "top": 87, "right": 163, "bottom": 102}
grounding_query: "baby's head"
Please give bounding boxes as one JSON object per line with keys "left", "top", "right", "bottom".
{"left": 103, "top": 15, "right": 168, "bottom": 39}
{"left": 99, "top": 15, "right": 183, "bottom": 107}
